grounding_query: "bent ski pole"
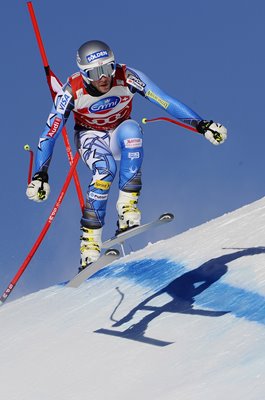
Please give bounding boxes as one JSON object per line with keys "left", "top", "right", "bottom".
{"left": 27, "top": 1, "right": 84, "bottom": 211}
{"left": 24, "top": 144, "right": 34, "bottom": 184}
{"left": 142, "top": 116, "right": 198, "bottom": 134}
{"left": 0, "top": 152, "right": 80, "bottom": 306}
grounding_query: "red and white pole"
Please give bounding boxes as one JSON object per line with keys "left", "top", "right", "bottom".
{"left": 0, "top": 152, "right": 80, "bottom": 305}
{"left": 27, "top": 1, "right": 84, "bottom": 211}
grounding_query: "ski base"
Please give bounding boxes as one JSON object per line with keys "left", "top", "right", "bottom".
{"left": 66, "top": 249, "right": 120, "bottom": 288}
{"left": 102, "top": 212, "right": 174, "bottom": 249}
{"left": 67, "top": 212, "right": 174, "bottom": 288}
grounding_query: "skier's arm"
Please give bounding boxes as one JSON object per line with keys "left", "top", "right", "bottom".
{"left": 34, "top": 82, "right": 74, "bottom": 173}
{"left": 26, "top": 82, "right": 74, "bottom": 202}
{"left": 126, "top": 67, "right": 227, "bottom": 145}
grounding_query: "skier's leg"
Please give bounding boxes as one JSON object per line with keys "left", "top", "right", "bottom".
{"left": 75, "top": 130, "right": 117, "bottom": 266}
{"left": 111, "top": 120, "right": 144, "bottom": 231}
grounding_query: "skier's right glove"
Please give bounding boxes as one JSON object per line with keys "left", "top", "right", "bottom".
{"left": 197, "top": 120, "right": 227, "bottom": 145}
{"left": 26, "top": 171, "right": 50, "bottom": 202}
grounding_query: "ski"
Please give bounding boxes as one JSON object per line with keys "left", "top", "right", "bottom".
{"left": 66, "top": 249, "right": 120, "bottom": 288}
{"left": 66, "top": 213, "right": 174, "bottom": 288}
{"left": 102, "top": 212, "right": 174, "bottom": 249}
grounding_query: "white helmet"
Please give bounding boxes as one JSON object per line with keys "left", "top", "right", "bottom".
{"left": 76, "top": 40, "right": 116, "bottom": 84}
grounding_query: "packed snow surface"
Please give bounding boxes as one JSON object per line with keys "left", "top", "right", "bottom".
{"left": 1, "top": 197, "right": 265, "bottom": 400}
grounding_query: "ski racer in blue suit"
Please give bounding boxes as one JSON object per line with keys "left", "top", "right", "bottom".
{"left": 26, "top": 40, "right": 227, "bottom": 269}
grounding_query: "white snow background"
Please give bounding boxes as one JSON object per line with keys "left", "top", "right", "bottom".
{"left": 1, "top": 197, "right": 265, "bottom": 400}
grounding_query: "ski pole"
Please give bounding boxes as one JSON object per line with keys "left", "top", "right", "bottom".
{"left": 24, "top": 144, "right": 34, "bottom": 184}
{"left": 27, "top": 1, "right": 84, "bottom": 211}
{"left": 142, "top": 116, "right": 199, "bottom": 134}
{"left": 0, "top": 152, "right": 80, "bottom": 306}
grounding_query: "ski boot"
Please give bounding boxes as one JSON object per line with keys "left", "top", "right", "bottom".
{"left": 79, "top": 227, "right": 102, "bottom": 272}
{"left": 116, "top": 190, "right": 141, "bottom": 234}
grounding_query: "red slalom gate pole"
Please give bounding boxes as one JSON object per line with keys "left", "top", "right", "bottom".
{"left": 0, "top": 152, "right": 80, "bottom": 305}
{"left": 27, "top": 1, "right": 84, "bottom": 211}
{"left": 142, "top": 116, "right": 199, "bottom": 134}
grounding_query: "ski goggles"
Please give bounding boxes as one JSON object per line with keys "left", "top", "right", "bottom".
{"left": 83, "top": 62, "right": 116, "bottom": 81}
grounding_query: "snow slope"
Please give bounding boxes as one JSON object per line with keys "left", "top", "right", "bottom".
{"left": 1, "top": 197, "right": 265, "bottom": 400}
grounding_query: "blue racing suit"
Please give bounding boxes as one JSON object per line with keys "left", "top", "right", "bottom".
{"left": 34, "top": 64, "right": 203, "bottom": 228}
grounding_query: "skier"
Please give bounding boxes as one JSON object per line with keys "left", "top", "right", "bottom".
{"left": 26, "top": 40, "right": 227, "bottom": 270}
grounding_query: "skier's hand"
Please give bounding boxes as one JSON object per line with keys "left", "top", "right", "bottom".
{"left": 197, "top": 120, "right": 227, "bottom": 145}
{"left": 26, "top": 171, "right": 50, "bottom": 202}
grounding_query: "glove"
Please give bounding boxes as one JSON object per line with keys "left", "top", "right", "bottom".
{"left": 197, "top": 120, "right": 227, "bottom": 145}
{"left": 26, "top": 171, "right": 50, "bottom": 202}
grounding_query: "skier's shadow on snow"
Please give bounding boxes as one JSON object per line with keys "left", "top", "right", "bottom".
{"left": 96, "top": 247, "right": 265, "bottom": 346}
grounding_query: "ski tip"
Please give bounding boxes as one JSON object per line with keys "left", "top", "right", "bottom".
{"left": 105, "top": 248, "right": 120, "bottom": 257}
{"left": 159, "top": 213, "right": 174, "bottom": 221}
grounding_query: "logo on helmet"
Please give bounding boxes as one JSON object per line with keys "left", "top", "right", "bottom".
{"left": 89, "top": 96, "right": 120, "bottom": 114}
{"left": 86, "top": 50, "right": 109, "bottom": 64}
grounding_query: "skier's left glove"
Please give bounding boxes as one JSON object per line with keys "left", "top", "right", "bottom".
{"left": 197, "top": 120, "right": 227, "bottom": 145}
{"left": 26, "top": 171, "right": 50, "bottom": 202}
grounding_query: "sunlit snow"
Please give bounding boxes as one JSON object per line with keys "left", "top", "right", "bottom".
{"left": 1, "top": 197, "right": 265, "bottom": 400}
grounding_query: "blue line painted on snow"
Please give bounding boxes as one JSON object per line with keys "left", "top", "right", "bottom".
{"left": 196, "top": 284, "right": 265, "bottom": 324}
{"left": 95, "top": 247, "right": 265, "bottom": 326}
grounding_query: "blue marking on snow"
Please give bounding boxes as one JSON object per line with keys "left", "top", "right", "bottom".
{"left": 95, "top": 257, "right": 265, "bottom": 326}
{"left": 196, "top": 284, "right": 265, "bottom": 324}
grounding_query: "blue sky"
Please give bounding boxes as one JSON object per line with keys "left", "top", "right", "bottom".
{"left": 1, "top": 0, "right": 265, "bottom": 300}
